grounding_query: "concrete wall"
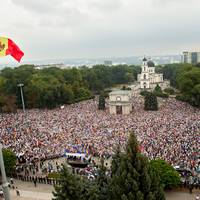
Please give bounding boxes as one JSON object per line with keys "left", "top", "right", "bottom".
{"left": 109, "top": 105, "right": 116, "bottom": 114}
{"left": 122, "top": 105, "right": 131, "bottom": 114}
{"left": 109, "top": 105, "right": 131, "bottom": 115}
{"left": 140, "top": 81, "right": 150, "bottom": 89}
{"left": 148, "top": 67, "right": 155, "bottom": 74}
{"left": 110, "top": 94, "right": 130, "bottom": 102}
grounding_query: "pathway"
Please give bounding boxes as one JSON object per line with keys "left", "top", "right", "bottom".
{"left": 5, "top": 180, "right": 200, "bottom": 200}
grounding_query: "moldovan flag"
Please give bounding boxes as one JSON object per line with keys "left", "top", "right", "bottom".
{"left": 0, "top": 37, "right": 24, "bottom": 62}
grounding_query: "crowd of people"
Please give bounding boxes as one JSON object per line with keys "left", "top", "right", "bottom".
{"left": 0, "top": 96, "right": 199, "bottom": 173}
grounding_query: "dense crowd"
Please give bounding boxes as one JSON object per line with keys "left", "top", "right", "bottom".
{"left": 0, "top": 96, "right": 199, "bottom": 173}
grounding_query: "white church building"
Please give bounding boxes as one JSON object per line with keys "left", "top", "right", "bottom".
{"left": 137, "top": 57, "right": 164, "bottom": 89}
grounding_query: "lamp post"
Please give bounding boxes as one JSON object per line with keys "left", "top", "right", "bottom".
{"left": 17, "top": 83, "right": 25, "bottom": 112}
{"left": 0, "top": 143, "right": 11, "bottom": 200}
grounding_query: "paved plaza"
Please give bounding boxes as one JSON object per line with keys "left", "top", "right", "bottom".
{"left": 9, "top": 180, "right": 53, "bottom": 200}
{"left": 4, "top": 180, "right": 199, "bottom": 200}
{"left": 165, "top": 192, "right": 199, "bottom": 200}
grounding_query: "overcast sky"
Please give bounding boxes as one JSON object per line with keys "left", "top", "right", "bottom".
{"left": 1, "top": 0, "right": 200, "bottom": 63}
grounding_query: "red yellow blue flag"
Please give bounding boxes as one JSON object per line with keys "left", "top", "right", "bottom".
{"left": 0, "top": 37, "right": 24, "bottom": 62}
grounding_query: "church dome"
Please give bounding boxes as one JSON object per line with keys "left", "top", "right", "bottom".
{"left": 143, "top": 57, "right": 147, "bottom": 62}
{"left": 147, "top": 60, "right": 155, "bottom": 67}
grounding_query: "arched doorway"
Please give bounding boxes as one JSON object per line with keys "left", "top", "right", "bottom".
{"left": 116, "top": 106, "right": 122, "bottom": 114}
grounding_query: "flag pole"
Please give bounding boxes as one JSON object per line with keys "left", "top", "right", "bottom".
{"left": 0, "top": 143, "right": 11, "bottom": 200}
{"left": 17, "top": 83, "right": 25, "bottom": 112}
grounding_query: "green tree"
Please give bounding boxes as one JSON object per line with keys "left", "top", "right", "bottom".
{"left": 161, "top": 64, "right": 180, "bottom": 87}
{"left": 110, "top": 133, "right": 165, "bottom": 200}
{"left": 2, "top": 149, "right": 16, "bottom": 176}
{"left": 81, "top": 159, "right": 110, "bottom": 200}
{"left": 195, "top": 63, "right": 200, "bottom": 68}
{"left": 52, "top": 134, "right": 166, "bottom": 200}
{"left": 157, "top": 63, "right": 200, "bottom": 107}
{"left": 53, "top": 166, "right": 82, "bottom": 200}
{"left": 155, "top": 65, "right": 163, "bottom": 73}
{"left": 163, "top": 88, "right": 175, "bottom": 95}
{"left": 140, "top": 91, "right": 151, "bottom": 97}
{"left": 176, "top": 67, "right": 200, "bottom": 107}
{"left": 40, "top": 67, "right": 65, "bottom": 83}
{"left": 81, "top": 179, "right": 99, "bottom": 200}
{"left": 0, "top": 65, "right": 36, "bottom": 107}
{"left": 0, "top": 94, "right": 17, "bottom": 113}
{"left": 150, "top": 160, "right": 180, "bottom": 189}
{"left": 0, "top": 64, "right": 142, "bottom": 109}
{"left": 96, "top": 159, "right": 110, "bottom": 200}
{"left": 191, "top": 83, "right": 200, "bottom": 107}
{"left": 64, "top": 68, "right": 83, "bottom": 85}
{"left": 144, "top": 93, "right": 158, "bottom": 111}
{"left": 0, "top": 76, "right": 6, "bottom": 92}
{"left": 153, "top": 85, "right": 169, "bottom": 98}
{"left": 25, "top": 74, "right": 62, "bottom": 108}
{"left": 131, "top": 65, "right": 141, "bottom": 80}
{"left": 111, "top": 145, "right": 121, "bottom": 175}
{"left": 98, "top": 94, "right": 106, "bottom": 110}
{"left": 75, "top": 87, "right": 91, "bottom": 102}
{"left": 154, "top": 84, "right": 162, "bottom": 94}
{"left": 124, "top": 72, "right": 134, "bottom": 83}
{"left": 59, "top": 84, "right": 74, "bottom": 104}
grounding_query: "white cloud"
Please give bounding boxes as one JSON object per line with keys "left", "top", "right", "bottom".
{"left": 0, "top": 0, "right": 199, "bottom": 62}
{"left": 11, "top": 0, "right": 61, "bottom": 13}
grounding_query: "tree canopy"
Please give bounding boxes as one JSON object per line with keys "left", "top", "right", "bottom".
{"left": 53, "top": 133, "right": 165, "bottom": 200}
{"left": 153, "top": 85, "right": 169, "bottom": 98}
{"left": 176, "top": 66, "right": 200, "bottom": 107}
{"left": 110, "top": 133, "right": 165, "bottom": 200}
{"left": 53, "top": 165, "right": 83, "bottom": 200}
{"left": 144, "top": 92, "right": 158, "bottom": 111}
{"left": 157, "top": 63, "right": 200, "bottom": 107}
{"left": 98, "top": 93, "right": 106, "bottom": 110}
{"left": 1, "top": 149, "right": 16, "bottom": 177}
{"left": 1, "top": 62, "right": 199, "bottom": 110}
{"left": 0, "top": 64, "right": 138, "bottom": 110}
{"left": 150, "top": 160, "right": 180, "bottom": 189}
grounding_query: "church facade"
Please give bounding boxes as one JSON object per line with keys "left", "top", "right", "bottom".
{"left": 137, "top": 58, "right": 164, "bottom": 89}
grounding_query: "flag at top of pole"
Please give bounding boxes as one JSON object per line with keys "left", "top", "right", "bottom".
{"left": 0, "top": 37, "right": 24, "bottom": 62}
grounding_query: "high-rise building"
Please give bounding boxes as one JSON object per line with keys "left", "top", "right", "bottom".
{"left": 182, "top": 51, "right": 200, "bottom": 65}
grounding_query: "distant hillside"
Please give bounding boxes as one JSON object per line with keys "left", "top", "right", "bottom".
{"left": 0, "top": 55, "right": 181, "bottom": 69}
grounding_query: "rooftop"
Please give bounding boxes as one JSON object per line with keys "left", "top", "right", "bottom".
{"left": 109, "top": 90, "right": 131, "bottom": 95}
{"left": 143, "top": 57, "right": 147, "bottom": 61}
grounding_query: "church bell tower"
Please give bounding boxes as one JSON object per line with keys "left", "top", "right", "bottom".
{"left": 140, "top": 57, "right": 150, "bottom": 89}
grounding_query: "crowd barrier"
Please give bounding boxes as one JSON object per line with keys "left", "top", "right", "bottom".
{"left": 12, "top": 174, "right": 200, "bottom": 190}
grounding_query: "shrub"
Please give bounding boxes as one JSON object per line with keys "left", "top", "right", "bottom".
{"left": 140, "top": 90, "right": 151, "bottom": 96}
{"left": 48, "top": 172, "right": 60, "bottom": 179}
{"left": 176, "top": 94, "right": 190, "bottom": 102}
{"left": 154, "top": 92, "right": 169, "bottom": 98}
{"left": 144, "top": 92, "right": 158, "bottom": 111}
{"left": 164, "top": 88, "right": 175, "bottom": 95}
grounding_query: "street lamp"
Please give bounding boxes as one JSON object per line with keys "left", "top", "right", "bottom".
{"left": 17, "top": 83, "right": 25, "bottom": 112}
{"left": 0, "top": 143, "right": 11, "bottom": 200}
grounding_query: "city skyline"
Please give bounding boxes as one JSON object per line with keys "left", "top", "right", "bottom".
{"left": 1, "top": 0, "right": 200, "bottom": 63}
